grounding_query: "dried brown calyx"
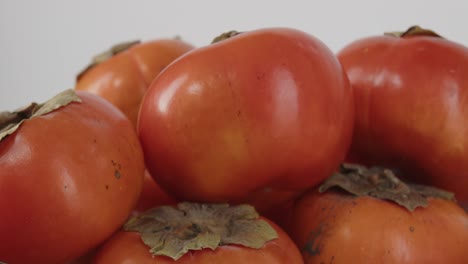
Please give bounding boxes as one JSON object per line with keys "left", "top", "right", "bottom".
{"left": 384, "top": 25, "right": 442, "bottom": 38}
{"left": 0, "top": 89, "right": 81, "bottom": 141}
{"left": 76, "top": 40, "right": 140, "bottom": 81}
{"left": 211, "top": 30, "right": 242, "bottom": 44}
{"left": 320, "top": 163, "right": 455, "bottom": 211}
{"left": 124, "top": 202, "right": 278, "bottom": 260}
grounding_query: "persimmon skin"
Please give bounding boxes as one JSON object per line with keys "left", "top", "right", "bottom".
{"left": 286, "top": 189, "right": 468, "bottom": 264}
{"left": 92, "top": 218, "right": 304, "bottom": 264}
{"left": 76, "top": 39, "right": 194, "bottom": 127}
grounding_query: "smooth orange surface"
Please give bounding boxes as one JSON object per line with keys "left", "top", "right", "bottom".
{"left": 0, "top": 92, "right": 145, "bottom": 264}
{"left": 338, "top": 34, "right": 468, "bottom": 208}
{"left": 92, "top": 218, "right": 304, "bottom": 264}
{"left": 287, "top": 190, "right": 468, "bottom": 264}
{"left": 76, "top": 39, "right": 194, "bottom": 127}
{"left": 138, "top": 28, "right": 354, "bottom": 211}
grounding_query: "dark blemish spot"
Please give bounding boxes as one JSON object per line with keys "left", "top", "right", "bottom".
{"left": 114, "top": 170, "right": 121, "bottom": 179}
{"left": 111, "top": 160, "right": 122, "bottom": 170}
{"left": 93, "top": 138, "right": 97, "bottom": 143}
{"left": 237, "top": 110, "right": 241, "bottom": 117}
{"left": 64, "top": 185, "right": 68, "bottom": 189}
{"left": 409, "top": 226, "right": 415, "bottom": 232}
{"left": 105, "top": 185, "right": 109, "bottom": 190}
{"left": 302, "top": 224, "right": 324, "bottom": 256}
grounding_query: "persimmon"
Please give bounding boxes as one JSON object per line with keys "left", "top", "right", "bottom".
{"left": 286, "top": 164, "right": 468, "bottom": 264}
{"left": 138, "top": 28, "right": 354, "bottom": 212}
{"left": 0, "top": 90, "right": 144, "bottom": 264}
{"left": 337, "top": 25, "right": 468, "bottom": 209}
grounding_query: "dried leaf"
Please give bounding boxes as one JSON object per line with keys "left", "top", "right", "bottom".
{"left": 124, "top": 202, "right": 278, "bottom": 260}
{"left": 320, "top": 163, "right": 455, "bottom": 211}
{"left": 0, "top": 89, "right": 81, "bottom": 141}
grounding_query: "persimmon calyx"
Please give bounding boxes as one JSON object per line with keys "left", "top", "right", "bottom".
{"left": 0, "top": 89, "right": 81, "bottom": 141}
{"left": 211, "top": 30, "right": 242, "bottom": 44}
{"left": 76, "top": 40, "right": 140, "bottom": 81}
{"left": 124, "top": 202, "right": 278, "bottom": 260}
{"left": 320, "top": 163, "right": 455, "bottom": 211}
{"left": 384, "top": 25, "right": 442, "bottom": 38}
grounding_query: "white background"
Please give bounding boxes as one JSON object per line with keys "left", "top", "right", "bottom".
{"left": 1, "top": 0, "right": 467, "bottom": 110}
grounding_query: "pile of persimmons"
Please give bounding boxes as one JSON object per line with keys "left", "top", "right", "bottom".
{"left": 1, "top": 26, "right": 467, "bottom": 264}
